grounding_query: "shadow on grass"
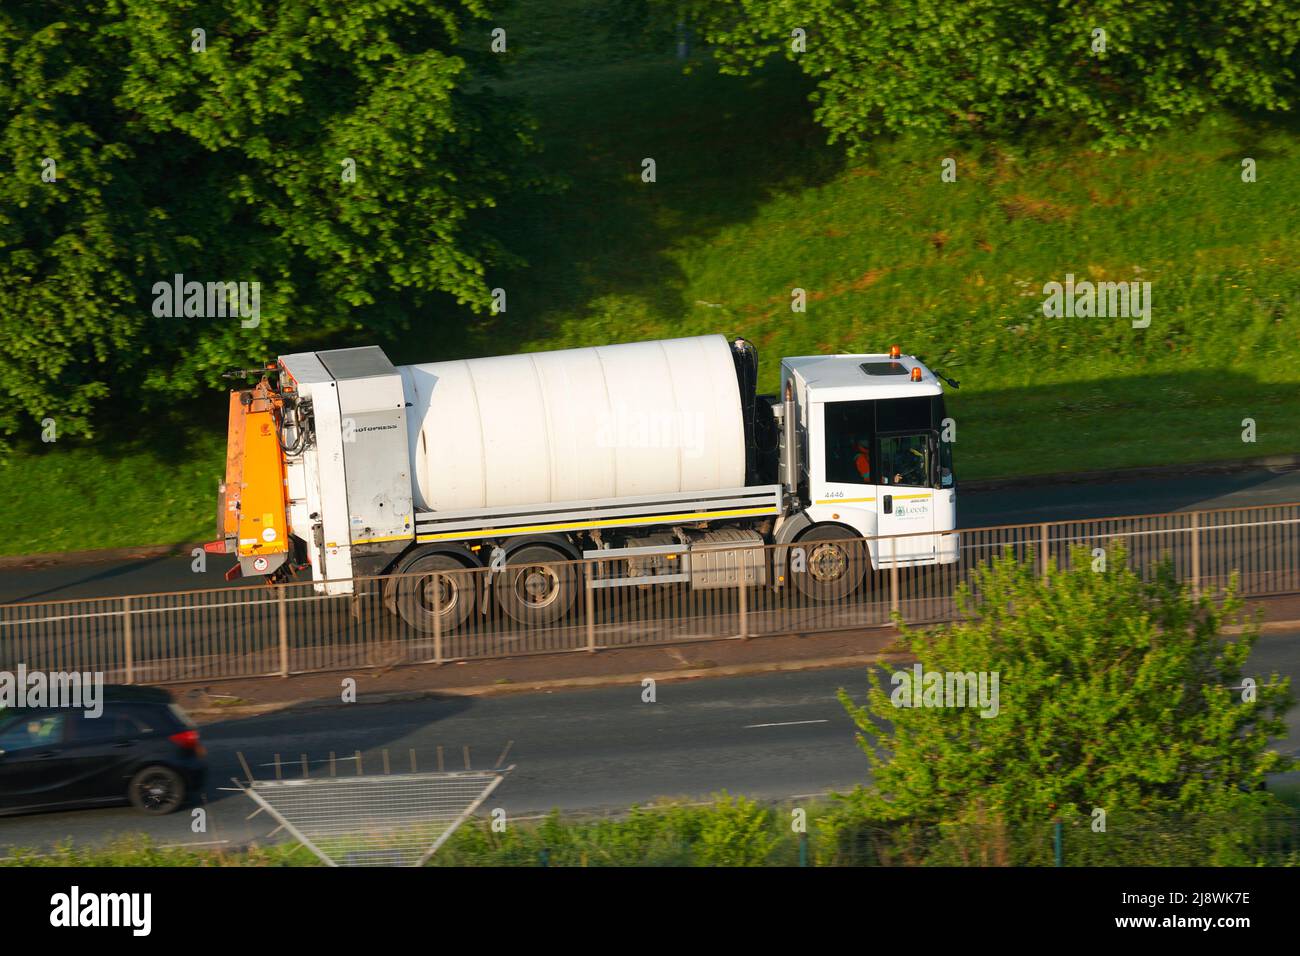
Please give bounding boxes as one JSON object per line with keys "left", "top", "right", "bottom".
{"left": 949, "top": 366, "right": 1300, "bottom": 487}
{"left": 387, "top": 56, "right": 847, "bottom": 363}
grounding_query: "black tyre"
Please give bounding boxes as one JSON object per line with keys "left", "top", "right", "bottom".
{"left": 496, "top": 544, "right": 578, "bottom": 625}
{"left": 128, "top": 765, "right": 186, "bottom": 815}
{"left": 790, "top": 524, "right": 867, "bottom": 602}
{"left": 396, "top": 552, "right": 479, "bottom": 633}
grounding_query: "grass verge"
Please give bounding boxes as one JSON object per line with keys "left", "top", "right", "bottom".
{"left": 5, "top": 794, "right": 1298, "bottom": 867}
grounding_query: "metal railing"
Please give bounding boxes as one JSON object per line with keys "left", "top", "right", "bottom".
{"left": 1, "top": 502, "right": 1297, "bottom": 685}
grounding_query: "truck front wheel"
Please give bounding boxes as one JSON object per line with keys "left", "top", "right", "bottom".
{"left": 496, "top": 544, "right": 577, "bottom": 625}
{"left": 791, "top": 524, "right": 866, "bottom": 602}
{"left": 396, "top": 553, "right": 479, "bottom": 633}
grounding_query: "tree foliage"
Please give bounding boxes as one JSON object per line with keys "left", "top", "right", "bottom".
{"left": 838, "top": 545, "right": 1294, "bottom": 828}
{"left": 677, "top": 0, "right": 1300, "bottom": 152}
{"left": 0, "top": 0, "right": 536, "bottom": 441}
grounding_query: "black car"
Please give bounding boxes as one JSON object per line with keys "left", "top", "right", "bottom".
{"left": 0, "top": 685, "right": 207, "bottom": 816}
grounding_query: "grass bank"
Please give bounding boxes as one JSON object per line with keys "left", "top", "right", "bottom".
{"left": 2, "top": 0, "right": 1296, "bottom": 557}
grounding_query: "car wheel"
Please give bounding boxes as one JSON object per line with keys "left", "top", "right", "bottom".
{"left": 128, "top": 765, "right": 186, "bottom": 815}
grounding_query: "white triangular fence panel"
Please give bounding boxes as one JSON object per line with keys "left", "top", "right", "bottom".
{"left": 239, "top": 768, "right": 510, "bottom": 867}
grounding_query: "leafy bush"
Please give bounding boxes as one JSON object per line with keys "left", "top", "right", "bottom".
{"left": 1, "top": 836, "right": 309, "bottom": 867}
{"left": 831, "top": 544, "right": 1295, "bottom": 857}
{"left": 813, "top": 794, "right": 1300, "bottom": 867}
{"left": 432, "top": 805, "right": 699, "bottom": 866}
{"left": 694, "top": 794, "right": 780, "bottom": 866}
{"left": 434, "top": 795, "right": 782, "bottom": 866}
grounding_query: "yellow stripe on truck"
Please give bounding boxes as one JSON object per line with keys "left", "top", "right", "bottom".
{"left": 811, "top": 494, "right": 932, "bottom": 505}
{"left": 352, "top": 532, "right": 415, "bottom": 545}
{"left": 415, "top": 506, "right": 777, "bottom": 542}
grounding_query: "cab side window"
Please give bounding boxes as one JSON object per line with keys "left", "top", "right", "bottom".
{"left": 823, "top": 400, "right": 875, "bottom": 484}
{"left": 879, "top": 434, "right": 931, "bottom": 488}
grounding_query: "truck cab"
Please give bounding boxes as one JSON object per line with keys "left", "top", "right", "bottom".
{"left": 781, "top": 349, "right": 959, "bottom": 570}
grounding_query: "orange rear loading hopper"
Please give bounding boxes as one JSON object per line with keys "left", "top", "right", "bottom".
{"left": 204, "top": 377, "right": 290, "bottom": 581}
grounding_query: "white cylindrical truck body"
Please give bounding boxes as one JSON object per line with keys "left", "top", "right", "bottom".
{"left": 397, "top": 334, "right": 746, "bottom": 512}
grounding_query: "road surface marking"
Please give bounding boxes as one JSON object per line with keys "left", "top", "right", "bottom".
{"left": 744, "top": 719, "right": 830, "bottom": 729}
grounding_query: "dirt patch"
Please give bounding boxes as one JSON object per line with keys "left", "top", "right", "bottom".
{"left": 1000, "top": 193, "right": 1074, "bottom": 223}
{"left": 800, "top": 267, "right": 891, "bottom": 302}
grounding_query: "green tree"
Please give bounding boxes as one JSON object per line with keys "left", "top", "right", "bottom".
{"left": 676, "top": 0, "right": 1299, "bottom": 152}
{"left": 837, "top": 545, "right": 1294, "bottom": 830}
{"left": 0, "top": 0, "right": 537, "bottom": 443}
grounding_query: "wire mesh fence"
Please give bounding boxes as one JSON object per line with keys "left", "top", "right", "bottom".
{"left": 1, "top": 502, "right": 1297, "bottom": 684}
{"left": 233, "top": 747, "right": 510, "bottom": 867}
{"left": 241, "top": 772, "right": 507, "bottom": 867}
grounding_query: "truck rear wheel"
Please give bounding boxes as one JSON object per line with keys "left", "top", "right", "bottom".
{"left": 496, "top": 544, "right": 577, "bottom": 625}
{"left": 396, "top": 553, "right": 478, "bottom": 633}
{"left": 791, "top": 525, "right": 866, "bottom": 602}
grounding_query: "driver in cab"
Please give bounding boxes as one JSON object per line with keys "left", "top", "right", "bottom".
{"left": 883, "top": 446, "right": 927, "bottom": 487}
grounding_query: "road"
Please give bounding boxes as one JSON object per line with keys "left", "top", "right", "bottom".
{"left": 4, "top": 627, "right": 1298, "bottom": 855}
{"left": 2, "top": 466, "right": 1297, "bottom": 606}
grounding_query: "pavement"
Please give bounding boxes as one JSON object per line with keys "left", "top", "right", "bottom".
{"left": 163, "top": 592, "right": 1300, "bottom": 721}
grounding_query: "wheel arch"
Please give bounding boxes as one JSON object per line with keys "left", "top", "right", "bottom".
{"left": 498, "top": 533, "right": 582, "bottom": 562}
{"left": 794, "top": 520, "right": 874, "bottom": 573}
{"left": 772, "top": 512, "right": 812, "bottom": 588}
{"left": 776, "top": 514, "right": 873, "bottom": 583}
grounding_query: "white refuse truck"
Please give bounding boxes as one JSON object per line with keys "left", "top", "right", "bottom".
{"left": 206, "top": 335, "right": 959, "bottom": 631}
